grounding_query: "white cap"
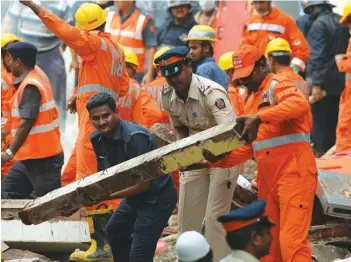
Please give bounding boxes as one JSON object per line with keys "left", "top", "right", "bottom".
{"left": 176, "top": 231, "right": 210, "bottom": 262}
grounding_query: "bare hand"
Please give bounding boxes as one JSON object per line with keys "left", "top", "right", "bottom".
{"left": 1, "top": 152, "right": 11, "bottom": 166}
{"left": 19, "top": 0, "right": 33, "bottom": 6}
{"left": 141, "top": 72, "right": 153, "bottom": 85}
{"left": 237, "top": 115, "right": 262, "bottom": 144}
{"left": 310, "top": 85, "right": 326, "bottom": 104}
{"left": 202, "top": 149, "right": 227, "bottom": 163}
{"left": 70, "top": 60, "right": 79, "bottom": 77}
{"left": 67, "top": 94, "right": 77, "bottom": 114}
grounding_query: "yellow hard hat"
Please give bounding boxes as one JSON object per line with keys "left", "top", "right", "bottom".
{"left": 124, "top": 49, "right": 139, "bottom": 67}
{"left": 218, "top": 51, "right": 234, "bottom": 71}
{"left": 153, "top": 46, "right": 172, "bottom": 67}
{"left": 1, "top": 33, "right": 22, "bottom": 49}
{"left": 265, "top": 38, "right": 292, "bottom": 58}
{"left": 186, "top": 25, "right": 216, "bottom": 42}
{"left": 340, "top": 1, "right": 351, "bottom": 24}
{"left": 75, "top": 3, "right": 107, "bottom": 31}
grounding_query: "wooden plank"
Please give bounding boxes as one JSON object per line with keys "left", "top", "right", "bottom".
{"left": 18, "top": 123, "right": 243, "bottom": 225}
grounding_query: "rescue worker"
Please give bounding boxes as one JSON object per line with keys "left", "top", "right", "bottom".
{"left": 240, "top": 0, "right": 310, "bottom": 77}
{"left": 265, "top": 38, "right": 309, "bottom": 99}
{"left": 105, "top": 0, "right": 157, "bottom": 84}
{"left": 335, "top": 1, "right": 351, "bottom": 153}
{"left": 1, "top": 41, "right": 64, "bottom": 199}
{"left": 176, "top": 231, "right": 213, "bottom": 262}
{"left": 157, "top": 0, "right": 197, "bottom": 47}
{"left": 218, "top": 51, "right": 245, "bottom": 116}
{"left": 203, "top": 45, "right": 317, "bottom": 262}
{"left": 304, "top": 0, "right": 350, "bottom": 156}
{"left": 187, "top": 25, "right": 229, "bottom": 90}
{"left": 87, "top": 92, "right": 177, "bottom": 262}
{"left": 122, "top": 49, "right": 164, "bottom": 129}
{"left": 195, "top": 0, "right": 217, "bottom": 29}
{"left": 218, "top": 200, "right": 274, "bottom": 262}
{"left": 296, "top": 0, "right": 313, "bottom": 37}
{"left": 142, "top": 46, "right": 172, "bottom": 124}
{"left": 156, "top": 46, "right": 240, "bottom": 261}
{"left": 17, "top": 1, "right": 130, "bottom": 260}
{"left": 1, "top": 33, "right": 22, "bottom": 179}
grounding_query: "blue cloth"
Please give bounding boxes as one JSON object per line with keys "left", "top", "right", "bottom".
{"left": 194, "top": 57, "right": 229, "bottom": 91}
{"left": 6, "top": 41, "right": 37, "bottom": 60}
{"left": 218, "top": 199, "right": 267, "bottom": 224}
{"left": 157, "top": 12, "right": 197, "bottom": 47}
{"left": 106, "top": 182, "right": 176, "bottom": 262}
{"left": 296, "top": 14, "right": 313, "bottom": 37}
{"left": 154, "top": 46, "right": 189, "bottom": 76}
{"left": 90, "top": 120, "right": 171, "bottom": 199}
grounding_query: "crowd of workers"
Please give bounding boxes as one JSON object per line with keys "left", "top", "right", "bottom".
{"left": 1, "top": 0, "right": 351, "bottom": 261}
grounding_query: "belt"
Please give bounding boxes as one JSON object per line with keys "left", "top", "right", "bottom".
{"left": 253, "top": 133, "right": 310, "bottom": 152}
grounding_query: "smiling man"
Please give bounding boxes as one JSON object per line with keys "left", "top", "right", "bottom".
{"left": 87, "top": 92, "right": 177, "bottom": 262}
{"left": 156, "top": 46, "right": 239, "bottom": 261}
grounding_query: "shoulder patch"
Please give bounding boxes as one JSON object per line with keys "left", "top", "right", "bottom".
{"left": 215, "top": 98, "right": 226, "bottom": 109}
{"left": 162, "top": 84, "right": 172, "bottom": 95}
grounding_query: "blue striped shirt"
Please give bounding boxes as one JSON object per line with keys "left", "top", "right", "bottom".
{"left": 3, "top": 0, "right": 71, "bottom": 52}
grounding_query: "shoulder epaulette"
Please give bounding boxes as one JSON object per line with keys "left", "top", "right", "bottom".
{"left": 162, "top": 84, "right": 172, "bottom": 95}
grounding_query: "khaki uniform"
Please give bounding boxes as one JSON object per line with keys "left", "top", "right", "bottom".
{"left": 161, "top": 74, "right": 240, "bottom": 261}
{"left": 220, "top": 250, "right": 260, "bottom": 262}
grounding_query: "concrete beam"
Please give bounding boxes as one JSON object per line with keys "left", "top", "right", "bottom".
{"left": 18, "top": 123, "right": 243, "bottom": 225}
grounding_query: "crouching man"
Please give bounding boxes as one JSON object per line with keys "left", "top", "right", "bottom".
{"left": 87, "top": 93, "right": 177, "bottom": 262}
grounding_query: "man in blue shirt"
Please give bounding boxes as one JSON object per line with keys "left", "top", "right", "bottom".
{"left": 87, "top": 93, "right": 177, "bottom": 262}
{"left": 187, "top": 25, "right": 229, "bottom": 91}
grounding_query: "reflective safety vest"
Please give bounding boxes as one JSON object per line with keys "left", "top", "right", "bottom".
{"left": 10, "top": 69, "right": 63, "bottom": 160}
{"left": 106, "top": 9, "right": 147, "bottom": 73}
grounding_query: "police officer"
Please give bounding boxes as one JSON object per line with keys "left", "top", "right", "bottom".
{"left": 218, "top": 200, "right": 274, "bottom": 262}
{"left": 187, "top": 25, "right": 229, "bottom": 90}
{"left": 157, "top": 0, "right": 197, "bottom": 47}
{"left": 155, "top": 46, "right": 240, "bottom": 261}
{"left": 87, "top": 93, "right": 177, "bottom": 262}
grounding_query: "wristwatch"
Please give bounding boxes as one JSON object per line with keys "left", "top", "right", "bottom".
{"left": 5, "top": 148, "right": 14, "bottom": 159}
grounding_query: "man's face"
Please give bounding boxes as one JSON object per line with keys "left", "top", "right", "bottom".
{"left": 89, "top": 104, "right": 119, "bottom": 137}
{"left": 170, "top": 5, "right": 190, "bottom": 21}
{"left": 1, "top": 52, "right": 11, "bottom": 73}
{"left": 238, "top": 64, "right": 266, "bottom": 93}
{"left": 165, "top": 63, "right": 192, "bottom": 96}
{"left": 188, "top": 41, "right": 206, "bottom": 63}
{"left": 126, "top": 63, "right": 137, "bottom": 79}
{"left": 253, "top": 227, "right": 273, "bottom": 258}
{"left": 5, "top": 53, "right": 21, "bottom": 77}
{"left": 252, "top": 1, "right": 271, "bottom": 15}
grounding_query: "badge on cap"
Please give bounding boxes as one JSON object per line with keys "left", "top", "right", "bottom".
{"left": 161, "top": 60, "right": 168, "bottom": 66}
{"left": 233, "top": 56, "right": 243, "bottom": 68}
{"left": 215, "top": 98, "right": 226, "bottom": 109}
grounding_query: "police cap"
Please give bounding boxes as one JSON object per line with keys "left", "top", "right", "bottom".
{"left": 154, "top": 46, "right": 189, "bottom": 77}
{"left": 6, "top": 41, "right": 37, "bottom": 63}
{"left": 218, "top": 199, "right": 274, "bottom": 233}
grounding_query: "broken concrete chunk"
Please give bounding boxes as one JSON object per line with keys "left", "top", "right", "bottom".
{"left": 312, "top": 244, "right": 350, "bottom": 262}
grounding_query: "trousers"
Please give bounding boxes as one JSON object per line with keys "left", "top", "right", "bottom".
{"left": 106, "top": 180, "right": 177, "bottom": 262}
{"left": 178, "top": 166, "right": 240, "bottom": 262}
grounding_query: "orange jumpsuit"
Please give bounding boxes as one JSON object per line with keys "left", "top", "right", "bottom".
{"left": 274, "top": 67, "right": 309, "bottom": 99}
{"left": 228, "top": 85, "right": 245, "bottom": 116}
{"left": 210, "top": 73, "right": 317, "bottom": 262}
{"left": 141, "top": 75, "right": 170, "bottom": 124}
{"left": 1, "top": 67, "right": 16, "bottom": 178}
{"left": 36, "top": 8, "right": 129, "bottom": 209}
{"left": 240, "top": 7, "right": 310, "bottom": 72}
{"left": 336, "top": 39, "right": 351, "bottom": 153}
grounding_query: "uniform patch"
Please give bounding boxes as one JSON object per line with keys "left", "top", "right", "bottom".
{"left": 261, "top": 91, "right": 269, "bottom": 103}
{"left": 215, "top": 98, "right": 226, "bottom": 109}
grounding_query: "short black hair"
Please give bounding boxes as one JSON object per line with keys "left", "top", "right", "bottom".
{"left": 10, "top": 52, "right": 36, "bottom": 69}
{"left": 269, "top": 54, "right": 291, "bottom": 66}
{"left": 200, "top": 41, "right": 214, "bottom": 56}
{"left": 226, "top": 221, "right": 272, "bottom": 250}
{"left": 179, "top": 249, "right": 213, "bottom": 262}
{"left": 86, "top": 92, "right": 116, "bottom": 113}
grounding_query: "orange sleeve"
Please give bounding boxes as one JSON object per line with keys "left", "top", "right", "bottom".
{"left": 258, "top": 81, "right": 309, "bottom": 123}
{"left": 208, "top": 144, "right": 254, "bottom": 168}
{"left": 337, "top": 41, "right": 351, "bottom": 72}
{"left": 286, "top": 17, "right": 310, "bottom": 72}
{"left": 131, "top": 96, "right": 145, "bottom": 126}
{"left": 239, "top": 24, "right": 253, "bottom": 48}
{"left": 38, "top": 8, "right": 99, "bottom": 60}
{"left": 137, "top": 90, "right": 164, "bottom": 128}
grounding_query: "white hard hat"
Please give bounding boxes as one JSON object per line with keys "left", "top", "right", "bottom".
{"left": 176, "top": 231, "right": 210, "bottom": 262}
{"left": 168, "top": 0, "right": 191, "bottom": 9}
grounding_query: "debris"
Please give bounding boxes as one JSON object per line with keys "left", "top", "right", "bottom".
{"left": 309, "top": 224, "right": 351, "bottom": 241}
{"left": 154, "top": 234, "right": 178, "bottom": 262}
{"left": 18, "top": 123, "right": 243, "bottom": 225}
{"left": 312, "top": 244, "right": 350, "bottom": 262}
{"left": 2, "top": 249, "right": 53, "bottom": 262}
{"left": 150, "top": 123, "right": 176, "bottom": 147}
